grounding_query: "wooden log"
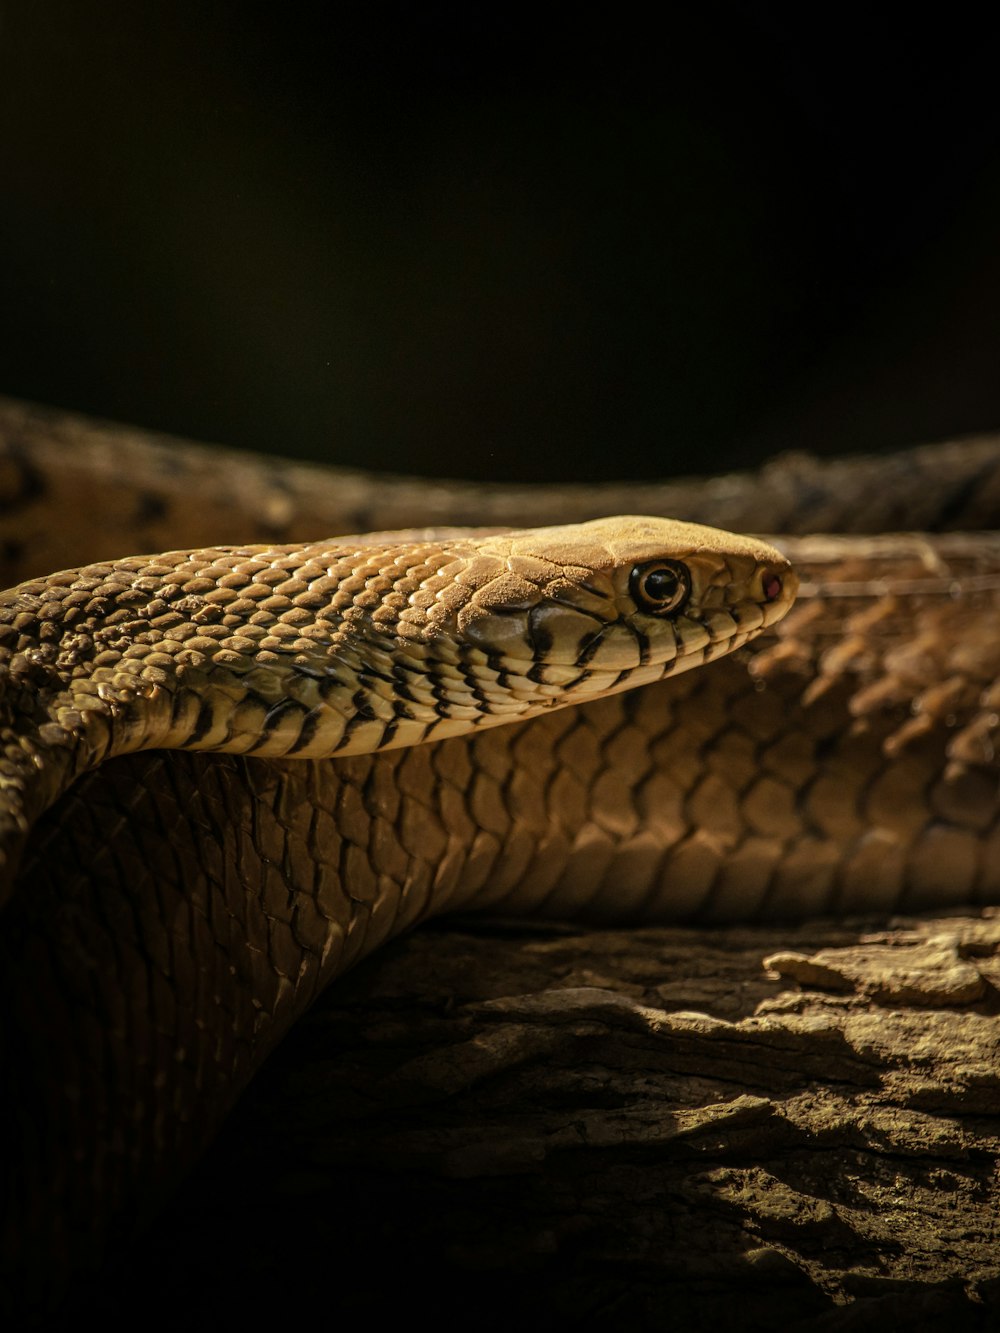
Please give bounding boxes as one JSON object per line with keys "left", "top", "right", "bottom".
{"left": 74, "top": 910, "right": 1000, "bottom": 1332}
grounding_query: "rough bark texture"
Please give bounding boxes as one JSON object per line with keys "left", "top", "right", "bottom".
{"left": 75, "top": 908, "right": 1000, "bottom": 1332}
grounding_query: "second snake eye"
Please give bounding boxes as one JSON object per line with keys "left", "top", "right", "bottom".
{"left": 629, "top": 559, "right": 691, "bottom": 615}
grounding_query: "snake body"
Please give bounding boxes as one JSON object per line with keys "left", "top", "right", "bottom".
{"left": 3, "top": 400, "right": 1000, "bottom": 1309}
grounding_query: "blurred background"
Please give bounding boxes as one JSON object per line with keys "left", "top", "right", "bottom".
{"left": 1, "top": 3, "right": 1000, "bottom": 483}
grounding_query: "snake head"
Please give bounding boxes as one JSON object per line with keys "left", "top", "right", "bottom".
{"left": 272, "top": 515, "right": 797, "bottom": 754}
{"left": 431, "top": 515, "right": 797, "bottom": 710}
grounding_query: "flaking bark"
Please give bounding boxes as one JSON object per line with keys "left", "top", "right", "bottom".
{"left": 79, "top": 909, "right": 1000, "bottom": 1332}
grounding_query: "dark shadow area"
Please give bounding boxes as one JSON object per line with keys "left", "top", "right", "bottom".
{"left": 2, "top": 5, "right": 1000, "bottom": 480}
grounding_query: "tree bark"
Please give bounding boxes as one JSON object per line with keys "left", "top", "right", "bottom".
{"left": 80, "top": 909, "right": 1000, "bottom": 1332}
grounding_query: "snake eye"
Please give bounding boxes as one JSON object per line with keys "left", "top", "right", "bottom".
{"left": 629, "top": 559, "right": 691, "bottom": 615}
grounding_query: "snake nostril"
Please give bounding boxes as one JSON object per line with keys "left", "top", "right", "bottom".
{"left": 762, "top": 572, "right": 783, "bottom": 603}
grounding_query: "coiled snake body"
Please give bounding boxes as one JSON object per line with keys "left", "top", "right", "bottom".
{"left": 3, "top": 399, "right": 1000, "bottom": 1312}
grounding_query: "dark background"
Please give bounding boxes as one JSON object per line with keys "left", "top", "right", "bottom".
{"left": 2, "top": 4, "right": 1000, "bottom": 482}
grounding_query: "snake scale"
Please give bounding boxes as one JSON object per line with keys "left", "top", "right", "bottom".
{"left": 4, "top": 397, "right": 1000, "bottom": 1314}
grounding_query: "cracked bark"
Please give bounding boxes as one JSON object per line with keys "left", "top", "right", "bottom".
{"left": 75, "top": 909, "right": 1000, "bottom": 1332}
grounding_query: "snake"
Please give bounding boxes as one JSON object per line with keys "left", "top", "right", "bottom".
{"left": 3, "top": 396, "right": 1000, "bottom": 1313}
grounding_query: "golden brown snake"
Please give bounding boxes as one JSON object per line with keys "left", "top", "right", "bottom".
{"left": 3, "top": 398, "right": 1000, "bottom": 1315}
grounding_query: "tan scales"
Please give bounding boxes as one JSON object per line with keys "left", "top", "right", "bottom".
{"left": 4, "top": 398, "right": 1000, "bottom": 1317}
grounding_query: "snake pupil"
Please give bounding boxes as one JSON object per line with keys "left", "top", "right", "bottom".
{"left": 630, "top": 560, "right": 690, "bottom": 614}
{"left": 644, "top": 568, "right": 679, "bottom": 601}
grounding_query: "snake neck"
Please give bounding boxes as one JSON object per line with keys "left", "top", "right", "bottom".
{"left": 0, "top": 523, "right": 795, "bottom": 900}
